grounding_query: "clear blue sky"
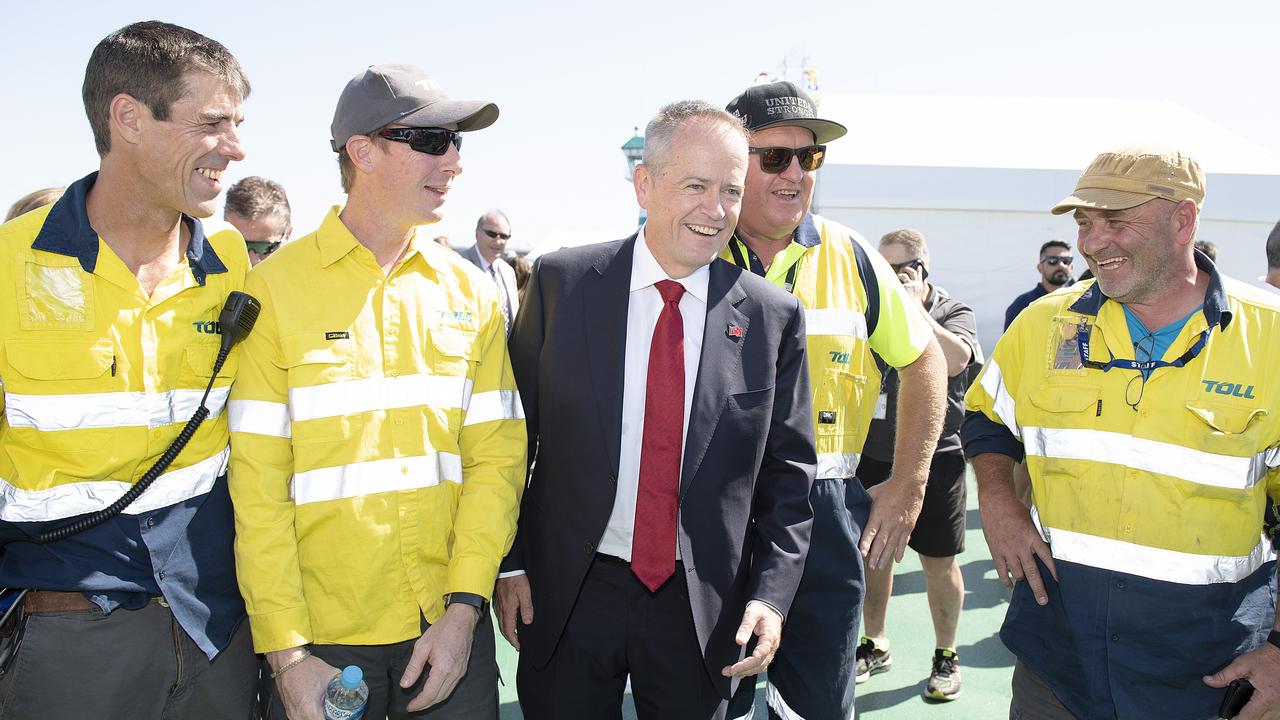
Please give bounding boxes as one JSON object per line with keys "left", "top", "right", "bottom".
{"left": 3, "top": 0, "right": 1276, "bottom": 251}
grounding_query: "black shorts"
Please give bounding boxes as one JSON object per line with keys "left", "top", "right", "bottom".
{"left": 857, "top": 452, "right": 966, "bottom": 557}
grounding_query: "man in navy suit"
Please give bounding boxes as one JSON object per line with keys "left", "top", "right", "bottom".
{"left": 493, "top": 100, "right": 817, "bottom": 719}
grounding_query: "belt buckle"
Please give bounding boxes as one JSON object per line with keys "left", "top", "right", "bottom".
{"left": 0, "top": 588, "right": 30, "bottom": 678}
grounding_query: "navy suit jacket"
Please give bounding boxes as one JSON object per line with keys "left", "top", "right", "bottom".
{"left": 501, "top": 236, "right": 815, "bottom": 699}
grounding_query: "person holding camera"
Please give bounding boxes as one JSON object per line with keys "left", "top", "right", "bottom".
{"left": 856, "top": 229, "right": 983, "bottom": 701}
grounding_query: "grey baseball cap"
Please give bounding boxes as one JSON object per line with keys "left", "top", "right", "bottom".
{"left": 329, "top": 64, "right": 499, "bottom": 152}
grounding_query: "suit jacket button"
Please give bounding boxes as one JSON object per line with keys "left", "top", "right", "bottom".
{"left": 585, "top": 542, "right": 595, "bottom": 554}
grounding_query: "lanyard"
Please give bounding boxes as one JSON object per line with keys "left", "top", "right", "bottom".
{"left": 728, "top": 239, "right": 799, "bottom": 294}
{"left": 1075, "top": 321, "right": 1212, "bottom": 373}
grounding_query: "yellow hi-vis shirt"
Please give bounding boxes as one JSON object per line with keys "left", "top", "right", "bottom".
{"left": 0, "top": 194, "right": 245, "bottom": 527}
{"left": 228, "top": 207, "right": 526, "bottom": 652}
{"left": 965, "top": 263, "right": 1280, "bottom": 585}
{"left": 722, "top": 214, "right": 932, "bottom": 479}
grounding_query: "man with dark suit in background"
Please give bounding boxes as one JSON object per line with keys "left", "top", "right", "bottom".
{"left": 493, "top": 100, "right": 816, "bottom": 719}
{"left": 462, "top": 209, "right": 519, "bottom": 335}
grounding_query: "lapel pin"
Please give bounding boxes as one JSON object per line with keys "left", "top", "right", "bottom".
{"left": 726, "top": 323, "right": 744, "bottom": 341}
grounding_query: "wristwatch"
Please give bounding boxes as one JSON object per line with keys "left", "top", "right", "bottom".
{"left": 444, "top": 592, "right": 488, "bottom": 618}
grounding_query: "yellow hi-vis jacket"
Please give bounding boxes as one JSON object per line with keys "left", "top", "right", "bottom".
{"left": 722, "top": 214, "right": 932, "bottom": 479}
{"left": 965, "top": 260, "right": 1280, "bottom": 585}
{"left": 228, "top": 208, "right": 526, "bottom": 652}
{"left": 0, "top": 193, "right": 245, "bottom": 527}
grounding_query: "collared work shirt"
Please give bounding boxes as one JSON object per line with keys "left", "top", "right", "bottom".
{"left": 722, "top": 213, "right": 932, "bottom": 479}
{"left": 598, "top": 227, "right": 708, "bottom": 561}
{"left": 228, "top": 207, "right": 526, "bottom": 653}
{"left": 963, "top": 253, "right": 1280, "bottom": 719}
{"left": 0, "top": 172, "right": 248, "bottom": 658}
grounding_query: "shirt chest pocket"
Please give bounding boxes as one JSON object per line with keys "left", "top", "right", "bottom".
{"left": 1024, "top": 385, "right": 1100, "bottom": 474}
{"left": 3, "top": 337, "right": 120, "bottom": 453}
{"left": 1185, "top": 402, "right": 1267, "bottom": 461}
{"left": 429, "top": 327, "right": 476, "bottom": 378}
{"left": 278, "top": 335, "right": 359, "bottom": 445}
{"left": 814, "top": 368, "right": 867, "bottom": 439}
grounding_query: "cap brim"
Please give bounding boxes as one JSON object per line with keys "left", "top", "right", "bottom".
{"left": 752, "top": 118, "right": 848, "bottom": 145}
{"left": 1050, "top": 188, "right": 1156, "bottom": 215}
{"left": 399, "top": 100, "right": 499, "bottom": 132}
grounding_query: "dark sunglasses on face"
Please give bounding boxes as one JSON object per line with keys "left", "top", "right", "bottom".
{"left": 749, "top": 144, "right": 827, "bottom": 174}
{"left": 481, "top": 228, "right": 511, "bottom": 240}
{"left": 245, "top": 240, "right": 281, "bottom": 256}
{"left": 1041, "top": 256, "right": 1074, "bottom": 266}
{"left": 378, "top": 127, "right": 463, "bottom": 156}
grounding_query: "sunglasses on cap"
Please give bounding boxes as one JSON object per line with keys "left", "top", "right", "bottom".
{"left": 1041, "top": 256, "right": 1074, "bottom": 266}
{"left": 245, "top": 240, "right": 281, "bottom": 257}
{"left": 748, "top": 145, "right": 827, "bottom": 174}
{"left": 378, "top": 127, "right": 463, "bottom": 156}
{"left": 481, "top": 228, "right": 511, "bottom": 240}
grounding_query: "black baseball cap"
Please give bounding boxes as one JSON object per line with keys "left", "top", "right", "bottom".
{"left": 726, "top": 81, "right": 847, "bottom": 144}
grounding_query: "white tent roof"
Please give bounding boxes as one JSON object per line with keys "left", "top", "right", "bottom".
{"left": 818, "top": 93, "right": 1280, "bottom": 176}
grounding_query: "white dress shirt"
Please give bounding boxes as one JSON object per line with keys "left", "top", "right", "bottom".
{"left": 597, "top": 228, "right": 708, "bottom": 561}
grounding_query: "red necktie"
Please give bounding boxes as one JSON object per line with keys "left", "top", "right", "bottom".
{"left": 632, "top": 279, "right": 685, "bottom": 592}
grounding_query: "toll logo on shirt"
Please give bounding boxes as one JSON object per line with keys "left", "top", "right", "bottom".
{"left": 828, "top": 350, "right": 851, "bottom": 364}
{"left": 1202, "top": 380, "right": 1257, "bottom": 399}
{"left": 193, "top": 320, "right": 220, "bottom": 335}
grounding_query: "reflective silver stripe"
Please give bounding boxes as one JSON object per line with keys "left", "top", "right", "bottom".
{"left": 0, "top": 446, "right": 229, "bottom": 522}
{"left": 288, "top": 374, "right": 469, "bottom": 422}
{"left": 1044, "top": 524, "right": 1275, "bottom": 585}
{"left": 228, "top": 399, "right": 291, "bottom": 438}
{"left": 5, "top": 386, "right": 229, "bottom": 431}
{"left": 978, "top": 360, "right": 1021, "bottom": 439}
{"left": 765, "top": 680, "right": 808, "bottom": 720}
{"left": 816, "top": 452, "right": 860, "bottom": 480}
{"left": 462, "top": 390, "right": 524, "bottom": 427}
{"left": 1023, "top": 426, "right": 1266, "bottom": 490}
{"left": 803, "top": 308, "right": 867, "bottom": 339}
{"left": 1266, "top": 446, "right": 1280, "bottom": 469}
{"left": 290, "top": 452, "right": 463, "bottom": 506}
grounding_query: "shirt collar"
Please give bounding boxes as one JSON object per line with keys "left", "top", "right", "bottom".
{"left": 30, "top": 171, "right": 227, "bottom": 285}
{"left": 630, "top": 226, "right": 709, "bottom": 303}
{"left": 1068, "top": 249, "right": 1231, "bottom": 330}
{"left": 795, "top": 212, "right": 822, "bottom": 248}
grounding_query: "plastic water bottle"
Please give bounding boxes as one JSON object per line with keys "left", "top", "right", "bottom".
{"left": 323, "top": 665, "right": 368, "bottom": 720}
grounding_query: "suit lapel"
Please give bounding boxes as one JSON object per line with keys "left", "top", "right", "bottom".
{"left": 584, "top": 236, "right": 636, "bottom": 477}
{"left": 681, "top": 261, "right": 748, "bottom": 495}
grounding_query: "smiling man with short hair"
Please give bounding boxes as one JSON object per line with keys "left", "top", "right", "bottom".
{"left": 228, "top": 64, "right": 524, "bottom": 720}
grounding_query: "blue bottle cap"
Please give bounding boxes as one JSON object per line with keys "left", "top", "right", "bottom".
{"left": 340, "top": 665, "right": 363, "bottom": 689}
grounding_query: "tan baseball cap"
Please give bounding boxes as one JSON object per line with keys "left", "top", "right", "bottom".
{"left": 1051, "top": 145, "right": 1205, "bottom": 215}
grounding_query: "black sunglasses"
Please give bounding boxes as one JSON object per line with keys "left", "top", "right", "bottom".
{"left": 245, "top": 240, "right": 281, "bottom": 256}
{"left": 378, "top": 127, "right": 463, "bottom": 156}
{"left": 1042, "top": 256, "right": 1074, "bottom": 266}
{"left": 481, "top": 228, "right": 511, "bottom": 240}
{"left": 749, "top": 145, "right": 827, "bottom": 173}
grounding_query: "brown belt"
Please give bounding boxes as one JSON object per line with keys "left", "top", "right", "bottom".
{"left": 22, "top": 590, "right": 97, "bottom": 614}
{"left": 22, "top": 591, "right": 168, "bottom": 614}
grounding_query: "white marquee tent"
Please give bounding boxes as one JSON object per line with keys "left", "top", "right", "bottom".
{"left": 812, "top": 93, "right": 1280, "bottom": 355}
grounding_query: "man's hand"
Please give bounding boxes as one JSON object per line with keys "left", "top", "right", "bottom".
{"left": 1204, "top": 643, "right": 1280, "bottom": 720}
{"left": 897, "top": 263, "right": 929, "bottom": 305}
{"left": 980, "top": 485, "right": 1056, "bottom": 605}
{"left": 400, "top": 604, "right": 480, "bottom": 712}
{"left": 721, "top": 601, "right": 783, "bottom": 678}
{"left": 494, "top": 574, "right": 533, "bottom": 650}
{"left": 266, "top": 648, "right": 338, "bottom": 720}
{"left": 860, "top": 479, "right": 925, "bottom": 570}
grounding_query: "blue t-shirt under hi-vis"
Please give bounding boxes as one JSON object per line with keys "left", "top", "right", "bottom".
{"left": 1121, "top": 304, "right": 1202, "bottom": 379}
